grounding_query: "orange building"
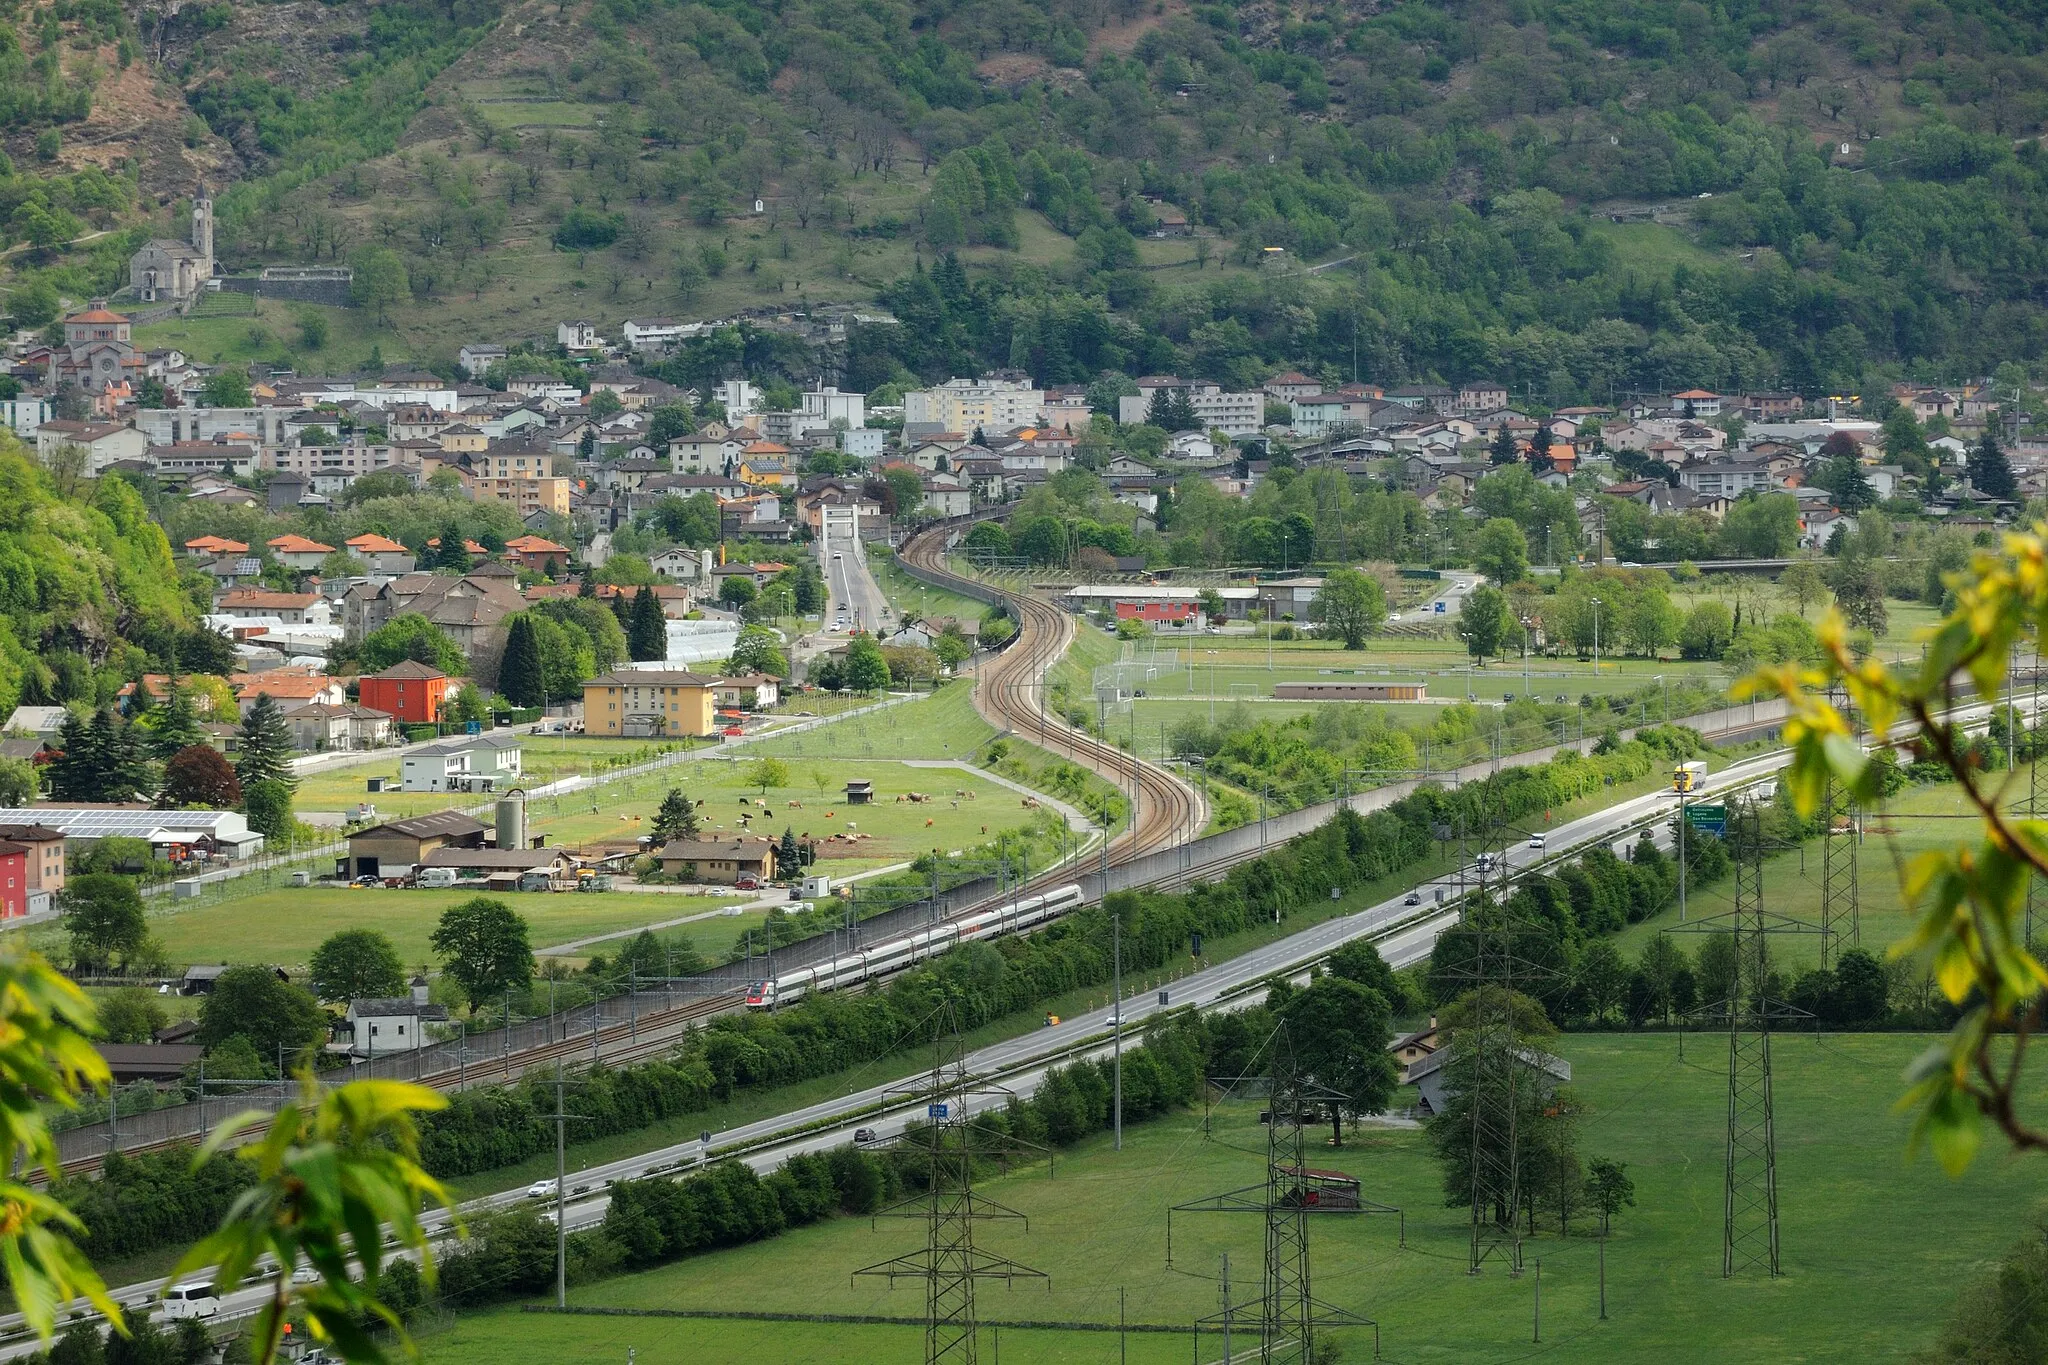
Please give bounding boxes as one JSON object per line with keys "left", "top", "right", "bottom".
{"left": 358, "top": 660, "right": 452, "bottom": 724}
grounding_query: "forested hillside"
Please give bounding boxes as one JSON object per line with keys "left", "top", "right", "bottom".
{"left": 0, "top": 441, "right": 201, "bottom": 717}
{"left": 6, "top": 0, "right": 2048, "bottom": 392}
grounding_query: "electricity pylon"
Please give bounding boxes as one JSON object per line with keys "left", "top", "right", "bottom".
{"left": 853, "top": 1008, "right": 1047, "bottom": 1364}
{"left": 1173, "top": 1028, "right": 1384, "bottom": 1363}
{"left": 1671, "top": 802, "right": 1822, "bottom": 1277}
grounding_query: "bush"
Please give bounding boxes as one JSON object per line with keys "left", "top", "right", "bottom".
{"left": 554, "top": 207, "right": 623, "bottom": 249}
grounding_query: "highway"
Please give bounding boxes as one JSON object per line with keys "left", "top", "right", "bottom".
{"left": 816, "top": 513, "right": 891, "bottom": 641}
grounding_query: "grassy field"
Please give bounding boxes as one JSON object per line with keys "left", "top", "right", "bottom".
{"left": 292, "top": 738, "right": 692, "bottom": 819}
{"left": 869, "top": 550, "right": 992, "bottom": 625}
{"left": 532, "top": 755, "right": 1043, "bottom": 866}
{"left": 746, "top": 682, "right": 999, "bottom": 763}
{"left": 417, "top": 1032, "right": 2045, "bottom": 1365}
{"left": 134, "top": 886, "right": 744, "bottom": 973}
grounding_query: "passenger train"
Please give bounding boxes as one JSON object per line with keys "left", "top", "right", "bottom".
{"left": 744, "top": 883, "right": 1088, "bottom": 1008}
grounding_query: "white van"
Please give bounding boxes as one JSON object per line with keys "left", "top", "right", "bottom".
{"left": 415, "top": 866, "right": 458, "bottom": 889}
{"left": 163, "top": 1283, "right": 220, "bottom": 1319}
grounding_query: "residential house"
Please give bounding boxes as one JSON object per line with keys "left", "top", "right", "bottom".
{"left": 341, "top": 569, "right": 526, "bottom": 655}
{"left": 557, "top": 320, "right": 604, "bottom": 353}
{"left": 266, "top": 535, "right": 336, "bottom": 571}
{"left": 921, "top": 477, "right": 971, "bottom": 517}
{"left": 669, "top": 431, "right": 744, "bottom": 475}
{"left": 0, "top": 824, "right": 66, "bottom": 897}
{"left": 33, "top": 421, "right": 149, "bottom": 474}
{"left": 184, "top": 535, "right": 251, "bottom": 562}
{"left": 344, "top": 533, "right": 417, "bottom": 576}
{"left": 282, "top": 701, "right": 394, "bottom": 752}
{"left": 655, "top": 835, "right": 777, "bottom": 884}
{"left": 457, "top": 344, "right": 506, "bottom": 378}
{"left": 1744, "top": 392, "right": 1804, "bottom": 421}
{"left": 1457, "top": 380, "right": 1509, "bottom": 414}
{"left": 621, "top": 317, "right": 694, "bottom": 352}
{"left": 400, "top": 734, "right": 523, "bottom": 793}
{"left": 1669, "top": 389, "right": 1724, "bottom": 417}
{"left": 214, "top": 590, "right": 332, "bottom": 626}
{"left": 582, "top": 669, "right": 719, "bottom": 738}
{"left": 502, "top": 535, "right": 572, "bottom": 575}
{"left": 337, "top": 982, "right": 448, "bottom": 1059}
{"left": 1262, "top": 372, "right": 1321, "bottom": 402}
{"left": 1676, "top": 458, "right": 1773, "bottom": 498}
{"left": 232, "top": 669, "right": 346, "bottom": 715}
{"left": 713, "top": 675, "right": 781, "bottom": 710}
{"left": 650, "top": 547, "right": 715, "bottom": 586}
{"left": 357, "top": 661, "right": 451, "bottom": 725}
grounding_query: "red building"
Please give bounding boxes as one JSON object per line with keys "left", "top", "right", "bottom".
{"left": 0, "top": 842, "right": 28, "bottom": 919}
{"left": 1113, "top": 600, "right": 1197, "bottom": 624}
{"left": 358, "top": 660, "right": 452, "bottom": 724}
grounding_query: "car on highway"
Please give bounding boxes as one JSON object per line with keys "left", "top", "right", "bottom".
{"left": 1528, "top": 834, "right": 1547, "bottom": 849}
{"left": 1403, "top": 891, "right": 1422, "bottom": 906}
{"left": 291, "top": 1264, "right": 321, "bottom": 1285}
{"left": 833, "top": 551, "right": 843, "bottom": 559}
{"left": 853, "top": 1127, "right": 877, "bottom": 1144}
{"left": 527, "top": 1179, "right": 558, "bottom": 1200}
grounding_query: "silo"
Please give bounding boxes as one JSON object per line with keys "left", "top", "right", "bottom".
{"left": 496, "top": 787, "right": 528, "bottom": 850}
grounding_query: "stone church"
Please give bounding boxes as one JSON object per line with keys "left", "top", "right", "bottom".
{"left": 128, "top": 189, "right": 215, "bottom": 306}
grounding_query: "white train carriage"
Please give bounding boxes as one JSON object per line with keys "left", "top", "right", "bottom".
{"left": 745, "top": 883, "right": 1086, "bottom": 1009}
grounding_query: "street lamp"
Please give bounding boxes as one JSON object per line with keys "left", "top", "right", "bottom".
{"left": 1521, "top": 616, "right": 1534, "bottom": 696}
{"left": 1589, "top": 597, "right": 1603, "bottom": 678}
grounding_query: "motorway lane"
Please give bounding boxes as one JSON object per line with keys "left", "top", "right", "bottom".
{"left": 1397, "top": 570, "right": 1480, "bottom": 625}
{"left": 818, "top": 518, "right": 891, "bottom": 639}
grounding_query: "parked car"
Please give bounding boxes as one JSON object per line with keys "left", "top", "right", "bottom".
{"left": 735, "top": 875, "right": 761, "bottom": 890}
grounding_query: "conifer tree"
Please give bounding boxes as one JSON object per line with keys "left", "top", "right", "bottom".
{"left": 498, "top": 615, "right": 547, "bottom": 708}
{"left": 628, "top": 587, "right": 668, "bottom": 661}
{"left": 1972, "top": 429, "right": 2018, "bottom": 501}
{"left": 236, "top": 693, "right": 298, "bottom": 793}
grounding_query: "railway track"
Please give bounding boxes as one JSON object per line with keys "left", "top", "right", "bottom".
{"left": 895, "top": 522, "right": 1208, "bottom": 861}
{"left": 55, "top": 534, "right": 1206, "bottom": 1174}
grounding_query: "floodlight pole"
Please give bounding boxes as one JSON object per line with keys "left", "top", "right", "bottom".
{"left": 1112, "top": 902, "right": 1122, "bottom": 1152}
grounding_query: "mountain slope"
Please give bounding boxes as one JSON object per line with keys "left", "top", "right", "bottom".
{"left": 11, "top": 0, "right": 2048, "bottom": 395}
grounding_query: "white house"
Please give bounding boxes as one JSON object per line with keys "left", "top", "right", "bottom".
{"left": 457, "top": 344, "right": 505, "bottom": 378}
{"left": 622, "top": 317, "right": 694, "bottom": 352}
{"left": 651, "top": 547, "right": 715, "bottom": 585}
{"left": 712, "top": 379, "right": 760, "bottom": 417}
{"left": 399, "top": 735, "right": 524, "bottom": 793}
{"left": 557, "top": 320, "right": 605, "bottom": 354}
{"left": 920, "top": 478, "right": 971, "bottom": 517}
{"left": 337, "top": 980, "right": 447, "bottom": 1059}
{"left": 802, "top": 387, "right": 866, "bottom": 429}
{"left": 838, "top": 428, "right": 885, "bottom": 460}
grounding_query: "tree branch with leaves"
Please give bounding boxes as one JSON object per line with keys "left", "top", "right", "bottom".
{"left": 1742, "top": 527, "right": 2048, "bottom": 1173}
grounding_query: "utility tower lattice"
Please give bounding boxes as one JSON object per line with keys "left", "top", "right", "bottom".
{"left": 1171, "top": 1028, "right": 1385, "bottom": 1363}
{"left": 1818, "top": 771, "right": 1860, "bottom": 967}
{"left": 1434, "top": 775, "right": 1559, "bottom": 1276}
{"left": 1670, "top": 802, "right": 1822, "bottom": 1277}
{"left": 853, "top": 1013, "right": 1048, "bottom": 1365}
{"left": 1818, "top": 685, "right": 1861, "bottom": 967}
